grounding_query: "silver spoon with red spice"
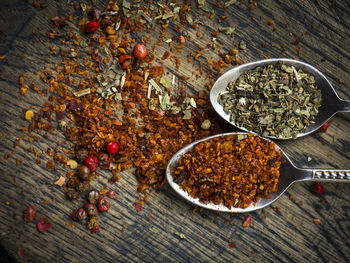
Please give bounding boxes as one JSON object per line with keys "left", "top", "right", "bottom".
{"left": 166, "top": 132, "right": 350, "bottom": 213}
{"left": 210, "top": 58, "right": 350, "bottom": 139}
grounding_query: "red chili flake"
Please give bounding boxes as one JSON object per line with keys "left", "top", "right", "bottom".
{"left": 23, "top": 205, "right": 37, "bottom": 222}
{"left": 135, "top": 202, "right": 142, "bottom": 212}
{"left": 85, "top": 21, "right": 99, "bottom": 33}
{"left": 242, "top": 215, "right": 252, "bottom": 227}
{"left": 17, "top": 248, "right": 26, "bottom": 258}
{"left": 107, "top": 190, "right": 116, "bottom": 199}
{"left": 312, "top": 182, "right": 324, "bottom": 195}
{"left": 228, "top": 240, "right": 236, "bottom": 248}
{"left": 292, "top": 36, "right": 300, "bottom": 45}
{"left": 37, "top": 217, "right": 51, "bottom": 232}
{"left": 69, "top": 100, "right": 85, "bottom": 111}
{"left": 319, "top": 122, "right": 329, "bottom": 133}
{"left": 313, "top": 218, "right": 321, "bottom": 225}
{"left": 90, "top": 224, "right": 100, "bottom": 234}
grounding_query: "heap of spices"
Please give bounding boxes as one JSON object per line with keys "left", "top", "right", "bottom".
{"left": 16, "top": 0, "right": 240, "bottom": 232}
{"left": 218, "top": 63, "right": 322, "bottom": 138}
{"left": 172, "top": 134, "right": 282, "bottom": 209}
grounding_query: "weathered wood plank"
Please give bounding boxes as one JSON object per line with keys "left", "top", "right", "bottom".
{"left": 0, "top": 0, "right": 349, "bottom": 262}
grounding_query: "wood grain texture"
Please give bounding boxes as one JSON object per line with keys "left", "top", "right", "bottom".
{"left": 0, "top": 0, "right": 349, "bottom": 262}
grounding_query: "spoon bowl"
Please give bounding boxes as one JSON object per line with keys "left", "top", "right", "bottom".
{"left": 210, "top": 58, "right": 350, "bottom": 139}
{"left": 166, "top": 132, "right": 350, "bottom": 213}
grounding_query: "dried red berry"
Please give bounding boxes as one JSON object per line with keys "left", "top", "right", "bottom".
{"left": 85, "top": 21, "right": 99, "bottom": 33}
{"left": 242, "top": 215, "right": 252, "bottom": 227}
{"left": 87, "top": 189, "right": 100, "bottom": 204}
{"left": 37, "top": 217, "right": 51, "bottom": 232}
{"left": 107, "top": 190, "right": 116, "bottom": 199}
{"left": 107, "top": 142, "right": 119, "bottom": 154}
{"left": 133, "top": 43, "right": 147, "bottom": 60}
{"left": 121, "top": 60, "right": 131, "bottom": 70}
{"left": 97, "top": 197, "right": 111, "bottom": 212}
{"left": 23, "top": 205, "right": 37, "bottom": 222}
{"left": 319, "top": 122, "right": 329, "bottom": 133}
{"left": 98, "top": 152, "right": 110, "bottom": 169}
{"left": 17, "top": 248, "right": 26, "bottom": 259}
{"left": 72, "top": 208, "right": 87, "bottom": 222}
{"left": 84, "top": 203, "right": 98, "bottom": 216}
{"left": 90, "top": 224, "right": 100, "bottom": 234}
{"left": 85, "top": 155, "right": 98, "bottom": 172}
{"left": 312, "top": 182, "right": 324, "bottom": 195}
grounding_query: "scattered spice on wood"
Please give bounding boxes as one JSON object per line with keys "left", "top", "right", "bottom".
{"left": 23, "top": 205, "right": 37, "bottom": 222}
{"left": 319, "top": 122, "right": 329, "bottom": 133}
{"left": 172, "top": 134, "right": 282, "bottom": 209}
{"left": 36, "top": 217, "right": 51, "bottom": 232}
{"left": 313, "top": 218, "right": 321, "bottom": 225}
{"left": 242, "top": 215, "right": 252, "bottom": 227}
{"left": 312, "top": 182, "right": 324, "bottom": 195}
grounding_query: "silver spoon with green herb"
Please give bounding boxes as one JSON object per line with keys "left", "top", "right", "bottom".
{"left": 166, "top": 132, "right": 350, "bottom": 213}
{"left": 210, "top": 58, "right": 350, "bottom": 139}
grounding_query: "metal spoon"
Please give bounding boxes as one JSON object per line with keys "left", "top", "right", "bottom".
{"left": 210, "top": 58, "right": 350, "bottom": 139}
{"left": 166, "top": 132, "right": 350, "bottom": 213}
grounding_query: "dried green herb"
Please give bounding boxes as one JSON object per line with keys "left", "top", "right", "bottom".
{"left": 218, "top": 63, "right": 322, "bottom": 138}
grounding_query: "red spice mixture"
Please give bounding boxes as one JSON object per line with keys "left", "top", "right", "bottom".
{"left": 18, "top": 0, "right": 236, "bottom": 231}
{"left": 172, "top": 134, "right": 282, "bottom": 209}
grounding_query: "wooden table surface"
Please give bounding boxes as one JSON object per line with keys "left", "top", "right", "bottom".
{"left": 0, "top": 0, "right": 349, "bottom": 262}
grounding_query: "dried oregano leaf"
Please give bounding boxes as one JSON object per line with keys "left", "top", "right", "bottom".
{"left": 218, "top": 62, "right": 322, "bottom": 139}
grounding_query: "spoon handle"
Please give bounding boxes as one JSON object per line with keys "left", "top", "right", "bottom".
{"left": 311, "top": 169, "right": 350, "bottom": 182}
{"left": 337, "top": 99, "right": 350, "bottom": 112}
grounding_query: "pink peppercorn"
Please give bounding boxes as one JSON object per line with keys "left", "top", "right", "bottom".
{"left": 313, "top": 182, "right": 324, "bottom": 195}
{"left": 85, "top": 21, "right": 99, "bottom": 33}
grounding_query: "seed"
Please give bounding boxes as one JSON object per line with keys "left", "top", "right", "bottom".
{"left": 85, "top": 155, "right": 98, "bottom": 172}
{"left": 85, "top": 21, "right": 99, "bottom": 33}
{"left": 107, "top": 190, "right": 116, "bottom": 199}
{"left": 97, "top": 197, "right": 111, "bottom": 212}
{"left": 84, "top": 203, "right": 98, "bottom": 216}
{"left": 133, "top": 44, "right": 147, "bottom": 60}
{"left": 319, "top": 122, "right": 329, "bottom": 133}
{"left": 106, "top": 142, "right": 119, "bottom": 155}
{"left": 312, "top": 182, "right": 324, "bottom": 195}
{"left": 37, "top": 217, "right": 51, "bottom": 232}
{"left": 78, "top": 165, "right": 91, "bottom": 181}
{"left": 201, "top": 119, "right": 211, "bottom": 130}
{"left": 72, "top": 208, "right": 87, "bottom": 222}
{"left": 98, "top": 153, "right": 110, "bottom": 169}
{"left": 87, "top": 189, "right": 100, "bottom": 204}
{"left": 67, "top": 159, "right": 78, "bottom": 169}
{"left": 90, "top": 224, "right": 100, "bottom": 234}
{"left": 25, "top": 110, "right": 34, "bottom": 120}
{"left": 23, "top": 205, "right": 37, "bottom": 222}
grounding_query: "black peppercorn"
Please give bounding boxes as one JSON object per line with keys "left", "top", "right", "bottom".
{"left": 78, "top": 165, "right": 91, "bottom": 181}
